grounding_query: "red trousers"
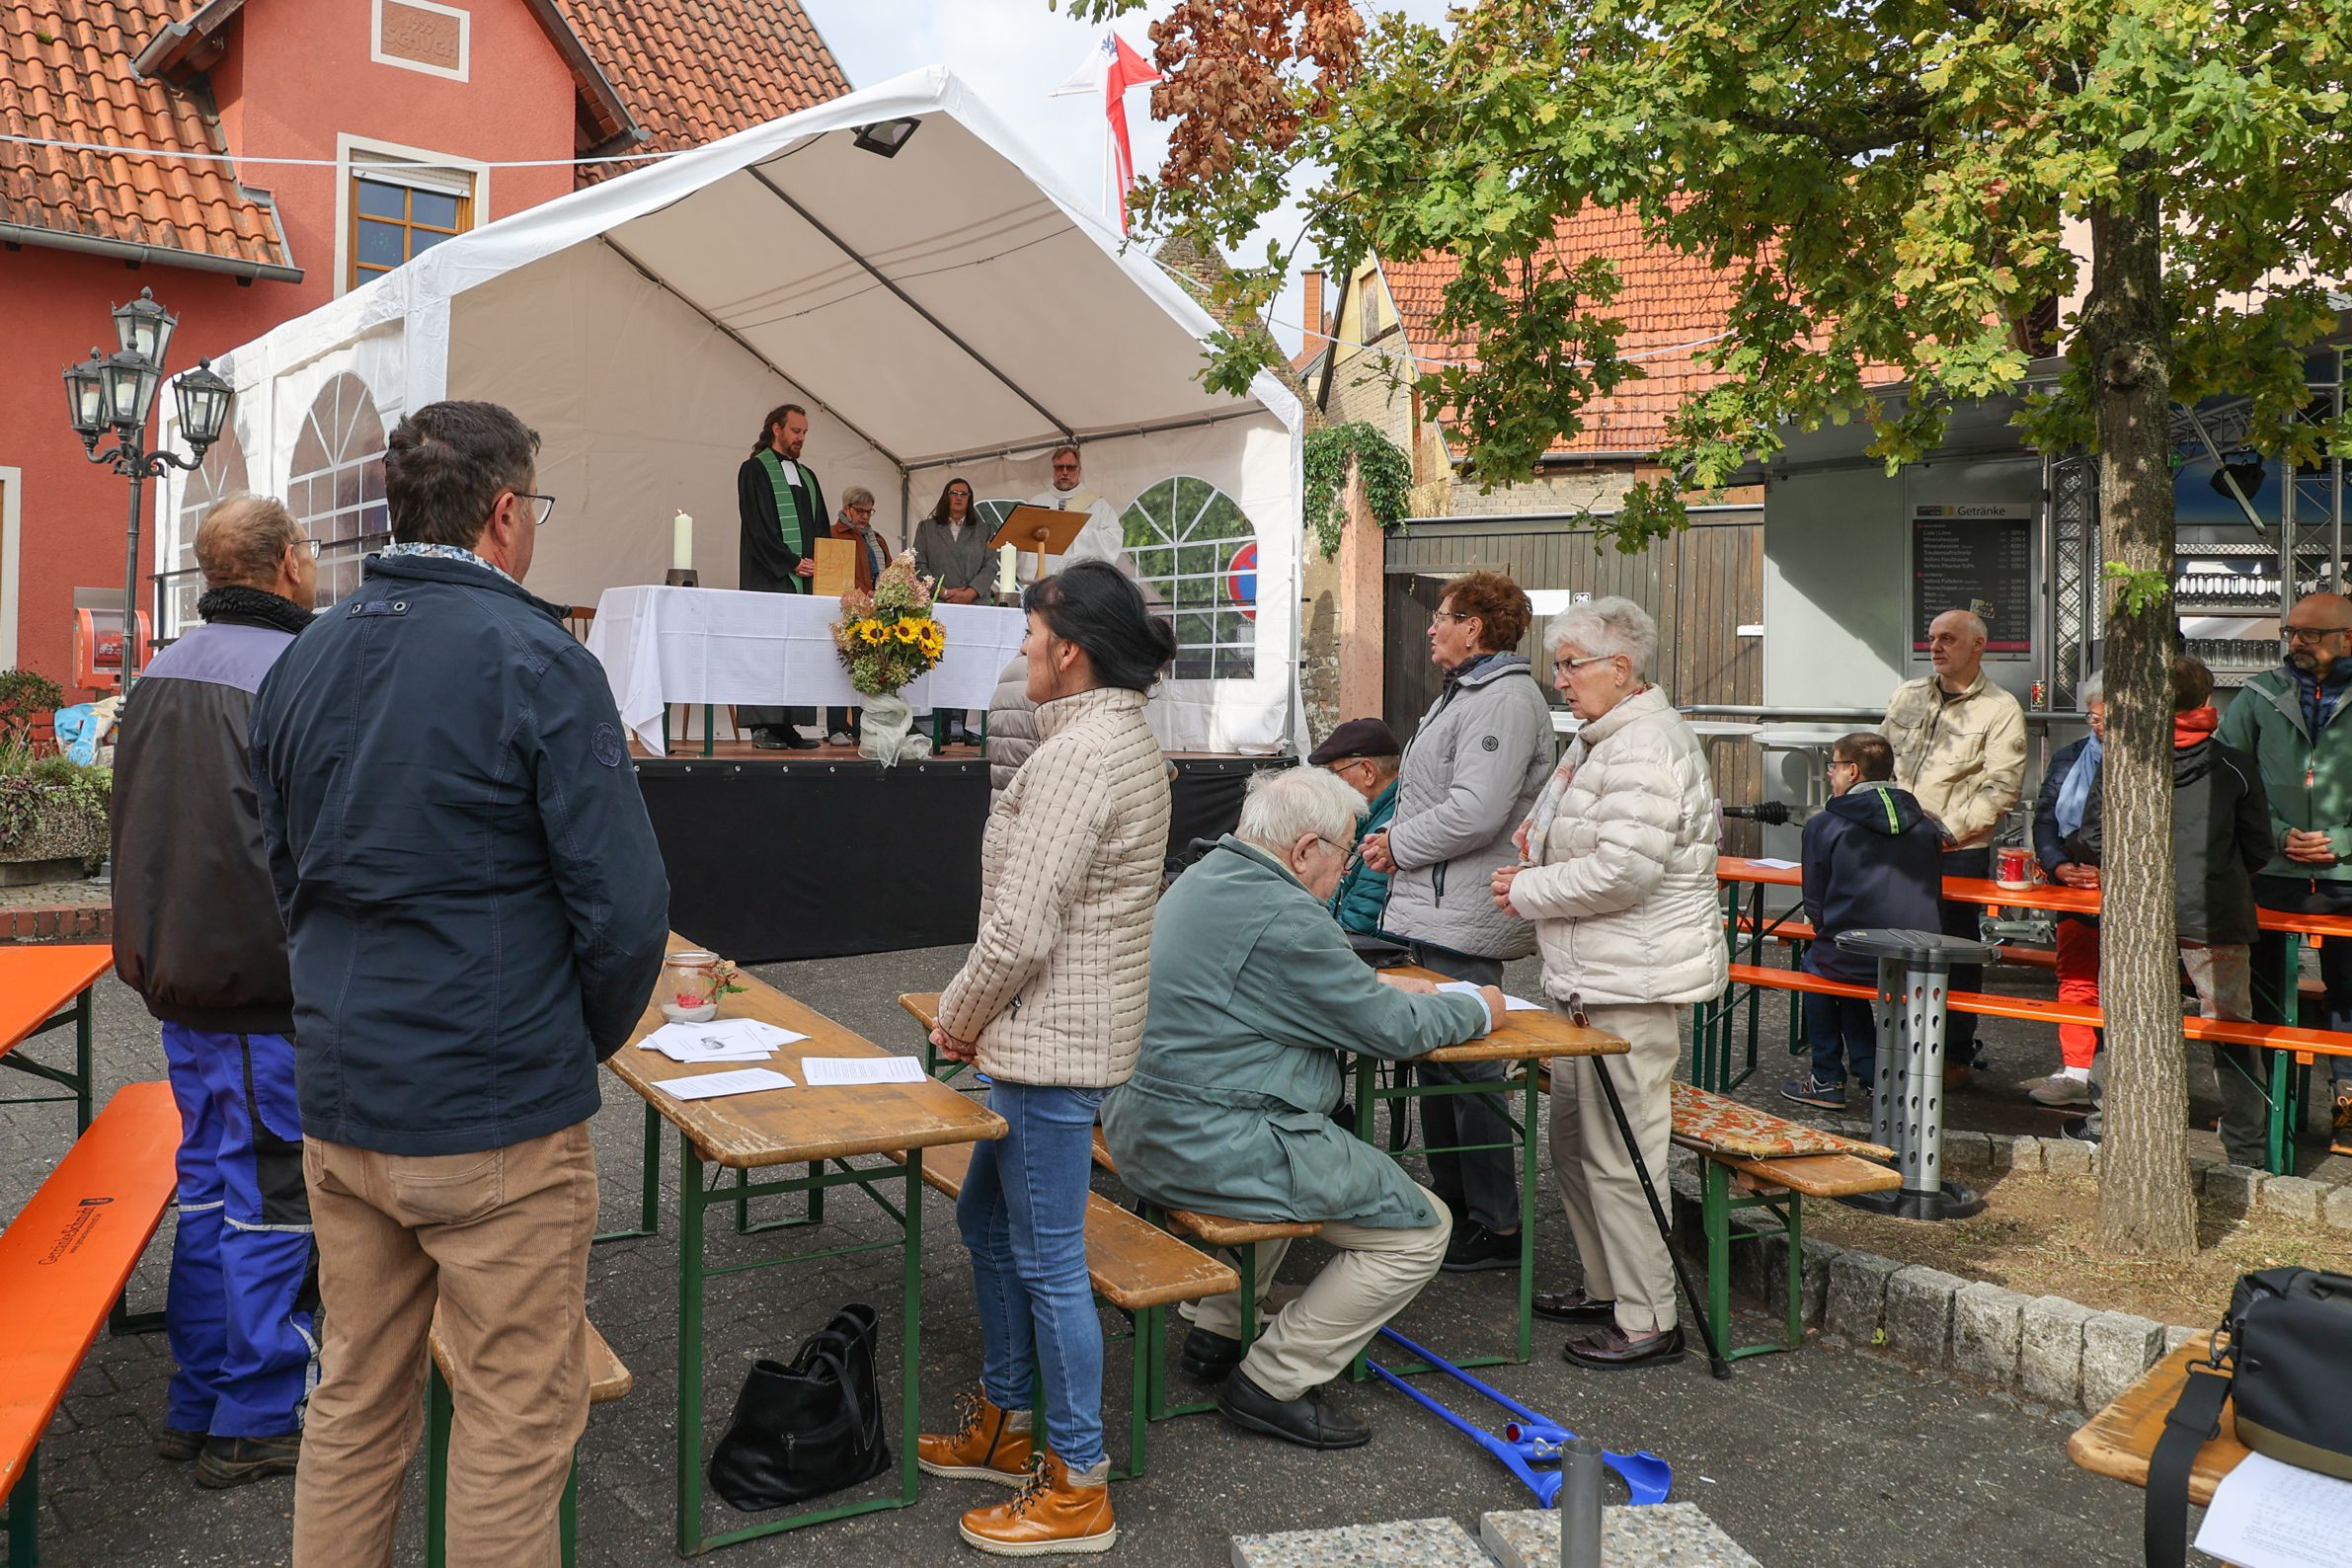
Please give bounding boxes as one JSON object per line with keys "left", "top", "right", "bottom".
{"left": 2054, "top": 916, "right": 2101, "bottom": 1069}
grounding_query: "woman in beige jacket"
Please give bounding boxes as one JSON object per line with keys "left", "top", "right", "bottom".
{"left": 916, "top": 561, "right": 1174, "bottom": 1557}
{"left": 1492, "top": 595, "right": 1725, "bottom": 1372}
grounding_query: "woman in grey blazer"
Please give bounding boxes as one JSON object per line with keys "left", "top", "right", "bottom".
{"left": 914, "top": 477, "right": 1000, "bottom": 746}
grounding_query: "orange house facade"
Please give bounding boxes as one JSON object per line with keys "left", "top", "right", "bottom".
{"left": 1, "top": 0, "right": 847, "bottom": 687}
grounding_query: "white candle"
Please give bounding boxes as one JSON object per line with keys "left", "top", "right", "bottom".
{"left": 671, "top": 510, "right": 693, "bottom": 573}
{"left": 998, "top": 541, "right": 1016, "bottom": 595}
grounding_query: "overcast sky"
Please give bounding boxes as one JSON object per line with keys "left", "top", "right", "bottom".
{"left": 799, "top": 0, "right": 1454, "bottom": 357}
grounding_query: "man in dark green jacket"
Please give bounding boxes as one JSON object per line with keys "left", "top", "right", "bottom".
{"left": 1104, "top": 767, "right": 1500, "bottom": 1451}
{"left": 2215, "top": 591, "right": 2352, "bottom": 1153}
{"left": 1311, "top": 718, "right": 1404, "bottom": 956}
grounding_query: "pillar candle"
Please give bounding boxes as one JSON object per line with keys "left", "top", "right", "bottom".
{"left": 671, "top": 510, "right": 693, "bottom": 573}
{"left": 998, "top": 542, "right": 1016, "bottom": 596}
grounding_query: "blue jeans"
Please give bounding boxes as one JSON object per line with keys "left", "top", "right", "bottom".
{"left": 162, "top": 1025, "right": 318, "bottom": 1438}
{"left": 1802, "top": 990, "right": 1877, "bottom": 1088}
{"left": 957, "top": 1082, "right": 1108, "bottom": 1471}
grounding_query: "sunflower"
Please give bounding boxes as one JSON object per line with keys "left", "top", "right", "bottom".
{"left": 894, "top": 620, "right": 920, "bottom": 645}
{"left": 860, "top": 621, "right": 889, "bottom": 646}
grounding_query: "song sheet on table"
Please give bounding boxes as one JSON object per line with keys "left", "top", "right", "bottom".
{"left": 655, "top": 1067, "right": 797, "bottom": 1102}
{"left": 2196, "top": 1451, "right": 2352, "bottom": 1568}
{"left": 801, "top": 1056, "right": 928, "bottom": 1087}
{"left": 1747, "top": 857, "right": 1801, "bottom": 871}
{"left": 639, "top": 1017, "right": 807, "bottom": 1063}
{"left": 1435, "top": 980, "right": 1546, "bottom": 1012}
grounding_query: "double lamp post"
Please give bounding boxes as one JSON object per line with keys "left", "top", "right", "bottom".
{"left": 61, "top": 287, "right": 234, "bottom": 682}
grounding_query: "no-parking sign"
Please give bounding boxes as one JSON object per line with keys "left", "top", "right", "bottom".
{"left": 1226, "top": 541, "right": 1258, "bottom": 621}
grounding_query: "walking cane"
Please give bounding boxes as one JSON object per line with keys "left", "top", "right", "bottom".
{"left": 1571, "top": 993, "right": 1733, "bottom": 1380}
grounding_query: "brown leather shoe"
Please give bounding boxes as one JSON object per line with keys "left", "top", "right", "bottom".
{"left": 957, "top": 1450, "right": 1117, "bottom": 1557}
{"left": 2332, "top": 1096, "right": 2352, "bottom": 1157}
{"left": 916, "top": 1390, "right": 1032, "bottom": 1488}
{"left": 1562, "top": 1323, "right": 1686, "bottom": 1371}
{"left": 1532, "top": 1291, "right": 1617, "bottom": 1324}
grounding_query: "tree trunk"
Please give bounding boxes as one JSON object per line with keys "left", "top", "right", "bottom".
{"left": 2083, "top": 188, "right": 2198, "bottom": 1257}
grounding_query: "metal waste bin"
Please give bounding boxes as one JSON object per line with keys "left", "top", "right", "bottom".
{"left": 1834, "top": 927, "right": 2001, "bottom": 1220}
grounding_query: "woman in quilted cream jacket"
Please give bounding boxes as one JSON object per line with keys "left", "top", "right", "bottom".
{"left": 917, "top": 561, "right": 1174, "bottom": 1557}
{"left": 1493, "top": 595, "right": 1726, "bottom": 1374}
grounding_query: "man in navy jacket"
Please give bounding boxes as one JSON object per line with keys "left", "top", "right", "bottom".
{"left": 252, "top": 401, "right": 668, "bottom": 1566}
{"left": 1782, "top": 733, "right": 1944, "bottom": 1110}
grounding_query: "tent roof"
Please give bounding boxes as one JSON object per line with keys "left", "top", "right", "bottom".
{"left": 212, "top": 65, "right": 1296, "bottom": 472}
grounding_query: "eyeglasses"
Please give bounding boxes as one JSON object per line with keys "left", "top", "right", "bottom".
{"left": 1311, "top": 833, "right": 1350, "bottom": 857}
{"left": 2283, "top": 625, "right": 2351, "bottom": 643}
{"left": 1433, "top": 608, "right": 1476, "bottom": 624}
{"left": 504, "top": 491, "right": 556, "bottom": 527}
{"left": 1826, "top": 758, "right": 1858, "bottom": 774}
{"left": 1552, "top": 654, "right": 1612, "bottom": 675}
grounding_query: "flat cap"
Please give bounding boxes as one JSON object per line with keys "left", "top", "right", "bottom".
{"left": 1307, "top": 718, "right": 1402, "bottom": 766}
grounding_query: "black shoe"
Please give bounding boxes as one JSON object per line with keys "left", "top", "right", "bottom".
{"left": 194, "top": 1432, "right": 300, "bottom": 1489}
{"left": 1441, "top": 1220, "right": 1521, "bottom": 1274}
{"left": 783, "top": 732, "right": 821, "bottom": 750}
{"left": 1779, "top": 1074, "right": 1847, "bottom": 1111}
{"left": 1180, "top": 1327, "right": 1243, "bottom": 1380}
{"left": 1217, "top": 1370, "right": 1371, "bottom": 1450}
{"left": 1562, "top": 1324, "right": 1686, "bottom": 1371}
{"left": 750, "top": 729, "right": 791, "bottom": 749}
{"left": 2059, "top": 1117, "right": 2100, "bottom": 1145}
{"left": 1531, "top": 1291, "right": 1617, "bottom": 1324}
{"left": 155, "top": 1426, "right": 205, "bottom": 1463}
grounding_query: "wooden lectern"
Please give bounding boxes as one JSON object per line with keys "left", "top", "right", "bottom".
{"left": 991, "top": 506, "right": 1091, "bottom": 582}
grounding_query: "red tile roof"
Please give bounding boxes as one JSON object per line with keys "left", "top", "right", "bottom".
{"left": 0, "top": 1, "right": 293, "bottom": 273}
{"left": 554, "top": 0, "right": 850, "bottom": 183}
{"left": 1380, "top": 205, "right": 1900, "bottom": 456}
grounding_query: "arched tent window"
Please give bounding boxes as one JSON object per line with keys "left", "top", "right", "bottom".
{"left": 165, "top": 429, "right": 248, "bottom": 637}
{"left": 974, "top": 499, "right": 1021, "bottom": 536}
{"left": 1121, "top": 477, "right": 1258, "bottom": 679}
{"left": 288, "top": 372, "right": 389, "bottom": 608}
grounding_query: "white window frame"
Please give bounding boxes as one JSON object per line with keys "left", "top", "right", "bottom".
{"left": 370, "top": 0, "right": 471, "bottom": 82}
{"left": 1122, "top": 476, "right": 1260, "bottom": 679}
{"left": 0, "top": 466, "right": 21, "bottom": 667}
{"left": 335, "top": 133, "right": 490, "bottom": 297}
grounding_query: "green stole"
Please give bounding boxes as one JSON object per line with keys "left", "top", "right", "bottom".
{"left": 756, "top": 449, "right": 810, "bottom": 589}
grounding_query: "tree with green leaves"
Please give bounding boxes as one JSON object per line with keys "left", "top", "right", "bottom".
{"left": 1067, "top": 0, "right": 2352, "bottom": 1254}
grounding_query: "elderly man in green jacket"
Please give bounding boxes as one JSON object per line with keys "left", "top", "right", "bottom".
{"left": 1311, "top": 717, "right": 1407, "bottom": 959}
{"left": 1103, "top": 766, "right": 1503, "bottom": 1450}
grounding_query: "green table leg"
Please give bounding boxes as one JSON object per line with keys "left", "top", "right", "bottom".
{"left": 5, "top": 1449, "right": 36, "bottom": 1568}
{"left": 1517, "top": 1066, "right": 1537, "bottom": 1365}
{"left": 675, "top": 1141, "right": 706, "bottom": 1557}
{"left": 1703, "top": 1161, "right": 1732, "bottom": 1365}
{"left": 703, "top": 704, "right": 716, "bottom": 758}
{"left": 560, "top": 1459, "right": 579, "bottom": 1568}
{"left": 74, "top": 988, "right": 92, "bottom": 1136}
{"left": 1784, "top": 1192, "right": 1805, "bottom": 1352}
{"left": 899, "top": 1149, "right": 924, "bottom": 1508}
{"left": 593, "top": 1102, "right": 662, "bottom": 1244}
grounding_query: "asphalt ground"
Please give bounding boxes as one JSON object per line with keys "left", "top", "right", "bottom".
{"left": 7, "top": 946, "right": 2195, "bottom": 1567}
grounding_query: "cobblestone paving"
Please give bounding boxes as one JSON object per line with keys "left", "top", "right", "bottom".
{"left": 9, "top": 950, "right": 2167, "bottom": 1567}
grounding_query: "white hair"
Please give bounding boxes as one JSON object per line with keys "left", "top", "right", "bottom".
{"left": 1933, "top": 607, "right": 1989, "bottom": 642}
{"left": 2079, "top": 670, "right": 2103, "bottom": 705}
{"left": 839, "top": 485, "right": 876, "bottom": 510}
{"left": 1545, "top": 594, "right": 1659, "bottom": 677}
{"left": 1236, "top": 765, "right": 1367, "bottom": 853}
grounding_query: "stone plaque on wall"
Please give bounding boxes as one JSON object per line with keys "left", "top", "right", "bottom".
{"left": 378, "top": 0, "right": 466, "bottom": 76}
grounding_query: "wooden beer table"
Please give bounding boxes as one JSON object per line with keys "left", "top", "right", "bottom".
{"left": 604, "top": 940, "right": 1004, "bottom": 1555}
{"left": 0, "top": 944, "right": 111, "bottom": 1134}
{"left": 2069, "top": 1332, "right": 2252, "bottom": 1567}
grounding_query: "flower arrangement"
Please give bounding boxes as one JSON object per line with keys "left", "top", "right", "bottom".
{"left": 830, "top": 552, "right": 946, "bottom": 696}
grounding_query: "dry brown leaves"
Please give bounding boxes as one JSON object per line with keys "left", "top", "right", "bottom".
{"left": 1147, "top": 0, "right": 1364, "bottom": 187}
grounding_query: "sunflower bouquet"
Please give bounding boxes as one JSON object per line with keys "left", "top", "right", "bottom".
{"left": 829, "top": 551, "right": 946, "bottom": 697}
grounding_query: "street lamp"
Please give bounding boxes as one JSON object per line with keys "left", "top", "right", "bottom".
{"left": 60, "top": 286, "right": 232, "bottom": 684}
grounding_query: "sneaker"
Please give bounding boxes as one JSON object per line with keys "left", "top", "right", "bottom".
{"left": 957, "top": 1451, "right": 1117, "bottom": 1556}
{"left": 1440, "top": 1220, "right": 1521, "bottom": 1274}
{"left": 749, "top": 729, "right": 791, "bottom": 750}
{"left": 155, "top": 1426, "right": 205, "bottom": 1463}
{"left": 1779, "top": 1073, "right": 1846, "bottom": 1111}
{"left": 825, "top": 731, "right": 854, "bottom": 747}
{"left": 2029, "top": 1074, "right": 2094, "bottom": 1108}
{"left": 193, "top": 1432, "right": 300, "bottom": 1489}
{"left": 916, "top": 1389, "right": 1033, "bottom": 1488}
{"left": 2058, "top": 1118, "right": 2100, "bottom": 1145}
{"left": 2333, "top": 1097, "right": 2352, "bottom": 1157}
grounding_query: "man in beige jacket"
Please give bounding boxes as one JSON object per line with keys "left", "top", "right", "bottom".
{"left": 1880, "top": 608, "right": 2027, "bottom": 1075}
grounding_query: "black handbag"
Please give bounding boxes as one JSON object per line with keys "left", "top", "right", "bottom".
{"left": 2147, "top": 1268, "right": 2352, "bottom": 1567}
{"left": 707, "top": 1303, "right": 891, "bottom": 1512}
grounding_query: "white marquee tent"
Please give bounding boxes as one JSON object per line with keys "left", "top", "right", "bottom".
{"left": 166, "top": 67, "right": 1304, "bottom": 753}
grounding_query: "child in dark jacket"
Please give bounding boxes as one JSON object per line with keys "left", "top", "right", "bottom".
{"left": 1782, "top": 733, "right": 1946, "bottom": 1111}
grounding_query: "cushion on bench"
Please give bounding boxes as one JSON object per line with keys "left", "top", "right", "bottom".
{"left": 1670, "top": 1081, "right": 1895, "bottom": 1161}
{"left": 0, "top": 1081, "right": 181, "bottom": 1496}
{"left": 893, "top": 1142, "right": 1238, "bottom": 1310}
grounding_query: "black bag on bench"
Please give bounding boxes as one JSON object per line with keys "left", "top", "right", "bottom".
{"left": 2147, "top": 1267, "right": 2352, "bottom": 1567}
{"left": 709, "top": 1303, "right": 891, "bottom": 1512}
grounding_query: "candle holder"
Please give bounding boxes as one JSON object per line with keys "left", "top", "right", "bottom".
{"left": 665, "top": 569, "right": 700, "bottom": 588}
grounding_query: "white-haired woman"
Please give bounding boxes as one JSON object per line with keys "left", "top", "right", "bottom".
{"left": 1491, "top": 595, "right": 1725, "bottom": 1371}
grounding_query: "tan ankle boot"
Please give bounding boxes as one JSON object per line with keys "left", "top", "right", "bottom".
{"left": 957, "top": 1450, "right": 1116, "bottom": 1556}
{"left": 916, "top": 1390, "right": 1032, "bottom": 1487}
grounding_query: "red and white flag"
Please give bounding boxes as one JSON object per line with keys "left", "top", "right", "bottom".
{"left": 1053, "top": 28, "right": 1160, "bottom": 233}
